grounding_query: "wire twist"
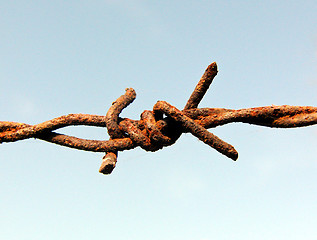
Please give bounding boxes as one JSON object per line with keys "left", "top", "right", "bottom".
{"left": 1, "top": 62, "right": 316, "bottom": 174}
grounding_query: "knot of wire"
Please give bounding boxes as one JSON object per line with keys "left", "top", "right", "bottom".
{"left": 1, "top": 62, "right": 316, "bottom": 174}
{"left": 100, "top": 62, "right": 239, "bottom": 174}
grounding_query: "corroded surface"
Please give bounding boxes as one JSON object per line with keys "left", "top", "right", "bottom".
{"left": 1, "top": 62, "right": 316, "bottom": 174}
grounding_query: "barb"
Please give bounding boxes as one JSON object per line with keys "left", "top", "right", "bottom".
{"left": 100, "top": 88, "right": 136, "bottom": 174}
{"left": 1, "top": 62, "right": 316, "bottom": 174}
{"left": 154, "top": 101, "right": 238, "bottom": 160}
{"left": 184, "top": 62, "right": 218, "bottom": 110}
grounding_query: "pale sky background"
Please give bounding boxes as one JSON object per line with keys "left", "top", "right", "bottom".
{"left": 1, "top": 1, "right": 317, "bottom": 239}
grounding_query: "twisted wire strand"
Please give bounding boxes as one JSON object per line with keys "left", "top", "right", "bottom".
{"left": 1, "top": 62, "right": 316, "bottom": 174}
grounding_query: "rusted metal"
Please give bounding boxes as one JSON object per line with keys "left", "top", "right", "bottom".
{"left": 99, "top": 152, "right": 117, "bottom": 174}
{"left": 1, "top": 62, "right": 316, "bottom": 174}
{"left": 101, "top": 88, "right": 136, "bottom": 174}
{"left": 153, "top": 101, "right": 238, "bottom": 160}
{"left": 184, "top": 62, "right": 218, "bottom": 110}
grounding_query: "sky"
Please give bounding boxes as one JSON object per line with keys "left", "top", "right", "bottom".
{"left": 1, "top": 0, "right": 317, "bottom": 239}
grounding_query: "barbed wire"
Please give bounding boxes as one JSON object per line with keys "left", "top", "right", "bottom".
{"left": 1, "top": 62, "right": 316, "bottom": 174}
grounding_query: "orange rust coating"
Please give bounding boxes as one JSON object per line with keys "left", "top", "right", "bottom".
{"left": 1, "top": 106, "right": 316, "bottom": 154}
{"left": 103, "top": 88, "right": 136, "bottom": 173}
{"left": 184, "top": 62, "right": 218, "bottom": 110}
{"left": 106, "top": 88, "right": 136, "bottom": 138}
{"left": 119, "top": 118, "right": 152, "bottom": 151}
{"left": 1, "top": 61, "right": 316, "bottom": 175}
{"left": 154, "top": 101, "right": 238, "bottom": 161}
{"left": 0, "top": 114, "right": 108, "bottom": 142}
{"left": 99, "top": 152, "right": 117, "bottom": 174}
{"left": 140, "top": 110, "right": 171, "bottom": 144}
{"left": 195, "top": 106, "right": 317, "bottom": 128}
{"left": 40, "top": 132, "right": 135, "bottom": 152}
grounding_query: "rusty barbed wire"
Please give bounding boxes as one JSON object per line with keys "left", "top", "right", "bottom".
{"left": 1, "top": 62, "right": 316, "bottom": 174}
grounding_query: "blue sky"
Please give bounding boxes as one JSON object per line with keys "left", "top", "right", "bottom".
{"left": 1, "top": 1, "right": 316, "bottom": 239}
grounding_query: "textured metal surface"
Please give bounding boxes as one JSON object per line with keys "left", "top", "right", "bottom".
{"left": 1, "top": 62, "right": 316, "bottom": 174}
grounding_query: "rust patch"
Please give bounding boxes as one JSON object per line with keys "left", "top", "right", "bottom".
{"left": 0, "top": 62, "right": 316, "bottom": 174}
